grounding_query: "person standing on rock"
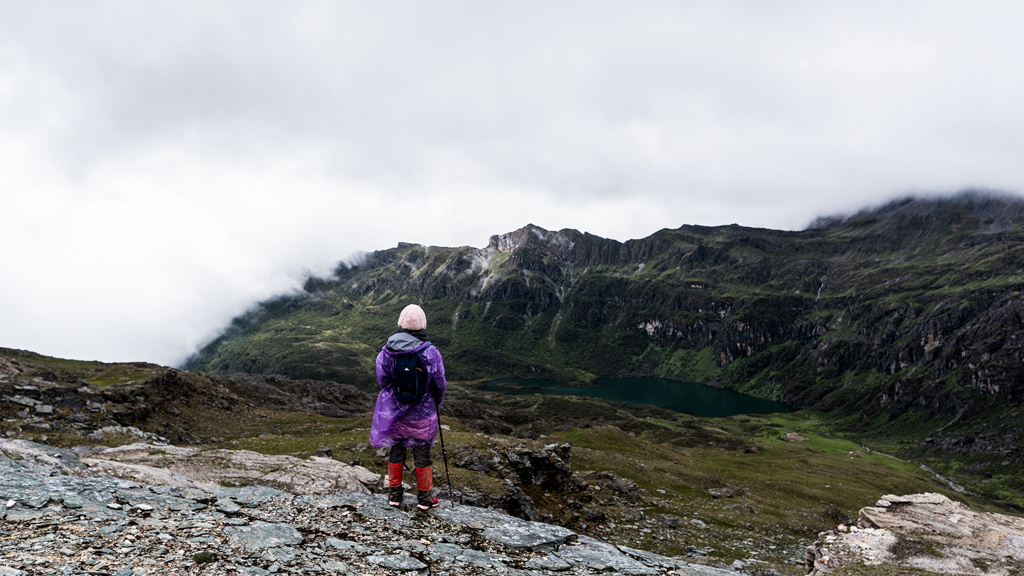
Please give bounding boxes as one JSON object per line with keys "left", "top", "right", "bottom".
{"left": 370, "top": 304, "right": 447, "bottom": 511}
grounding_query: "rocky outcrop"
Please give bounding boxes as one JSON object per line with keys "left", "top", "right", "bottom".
{"left": 0, "top": 365, "right": 374, "bottom": 446}
{"left": 0, "top": 442, "right": 741, "bottom": 576}
{"left": 805, "top": 493, "right": 1024, "bottom": 575}
{"left": 0, "top": 358, "right": 24, "bottom": 376}
{"left": 451, "top": 441, "right": 573, "bottom": 490}
{"left": 445, "top": 436, "right": 658, "bottom": 531}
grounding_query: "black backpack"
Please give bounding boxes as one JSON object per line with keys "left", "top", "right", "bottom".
{"left": 393, "top": 351, "right": 429, "bottom": 405}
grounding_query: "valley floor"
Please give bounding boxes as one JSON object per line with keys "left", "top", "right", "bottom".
{"left": 2, "top": 350, "right": 1020, "bottom": 575}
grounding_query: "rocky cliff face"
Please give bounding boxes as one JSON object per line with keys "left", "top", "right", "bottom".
{"left": 187, "top": 194, "right": 1024, "bottom": 434}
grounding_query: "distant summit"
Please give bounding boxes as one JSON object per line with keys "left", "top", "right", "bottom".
{"left": 809, "top": 190, "right": 1024, "bottom": 232}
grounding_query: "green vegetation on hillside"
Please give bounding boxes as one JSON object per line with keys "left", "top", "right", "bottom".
{"left": 189, "top": 393, "right": 1000, "bottom": 572}
{"left": 183, "top": 193, "right": 1024, "bottom": 512}
{"left": 5, "top": 345, "right": 1023, "bottom": 575}
{"left": 0, "top": 347, "right": 161, "bottom": 386}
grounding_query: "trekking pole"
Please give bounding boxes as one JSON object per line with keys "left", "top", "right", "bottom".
{"left": 434, "top": 396, "right": 456, "bottom": 508}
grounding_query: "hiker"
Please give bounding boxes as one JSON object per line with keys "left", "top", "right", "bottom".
{"left": 370, "top": 304, "right": 447, "bottom": 511}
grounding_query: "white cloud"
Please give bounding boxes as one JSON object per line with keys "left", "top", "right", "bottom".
{"left": 1, "top": 1, "right": 1023, "bottom": 365}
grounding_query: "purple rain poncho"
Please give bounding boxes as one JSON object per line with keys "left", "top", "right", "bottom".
{"left": 369, "top": 332, "right": 447, "bottom": 448}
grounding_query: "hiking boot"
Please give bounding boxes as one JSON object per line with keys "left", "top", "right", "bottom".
{"left": 388, "top": 486, "right": 404, "bottom": 508}
{"left": 417, "top": 493, "right": 439, "bottom": 511}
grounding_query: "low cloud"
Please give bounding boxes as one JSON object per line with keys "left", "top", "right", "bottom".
{"left": 1, "top": 2, "right": 1023, "bottom": 365}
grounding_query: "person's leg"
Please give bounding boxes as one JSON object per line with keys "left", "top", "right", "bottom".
{"left": 387, "top": 445, "right": 407, "bottom": 507}
{"left": 412, "top": 444, "right": 437, "bottom": 509}
{"left": 412, "top": 444, "right": 432, "bottom": 469}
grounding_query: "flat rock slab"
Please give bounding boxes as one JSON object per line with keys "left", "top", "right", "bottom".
{"left": 326, "top": 538, "right": 370, "bottom": 552}
{"left": 427, "top": 542, "right": 465, "bottom": 559}
{"left": 435, "top": 501, "right": 574, "bottom": 551}
{"left": 0, "top": 439, "right": 85, "bottom": 470}
{"left": 224, "top": 520, "right": 303, "bottom": 550}
{"left": 216, "top": 498, "right": 242, "bottom": 513}
{"left": 59, "top": 499, "right": 127, "bottom": 520}
{"left": 80, "top": 444, "right": 381, "bottom": 495}
{"left": 294, "top": 490, "right": 413, "bottom": 525}
{"left": 558, "top": 536, "right": 660, "bottom": 575}
{"left": 212, "top": 485, "right": 293, "bottom": 506}
{"left": 481, "top": 521, "right": 576, "bottom": 552}
{"left": 80, "top": 458, "right": 210, "bottom": 489}
{"left": 261, "top": 545, "right": 302, "bottom": 563}
{"left": 526, "top": 555, "right": 573, "bottom": 571}
{"left": 296, "top": 492, "right": 367, "bottom": 509}
{"left": 121, "top": 491, "right": 204, "bottom": 512}
{"left": 367, "top": 554, "right": 428, "bottom": 571}
{"left": 808, "top": 492, "right": 1024, "bottom": 576}
{"left": 2, "top": 509, "right": 42, "bottom": 522}
{"left": 434, "top": 502, "right": 518, "bottom": 528}
{"left": 456, "top": 548, "right": 509, "bottom": 566}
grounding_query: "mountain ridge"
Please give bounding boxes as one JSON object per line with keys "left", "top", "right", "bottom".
{"left": 185, "top": 192, "right": 1024, "bottom": 501}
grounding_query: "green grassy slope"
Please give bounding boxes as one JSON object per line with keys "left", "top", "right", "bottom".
{"left": 184, "top": 193, "right": 1024, "bottom": 507}
{"left": 0, "top": 347, "right": 162, "bottom": 386}
{"left": 192, "top": 391, "right": 1005, "bottom": 574}
{"left": 5, "top": 346, "right": 1021, "bottom": 575}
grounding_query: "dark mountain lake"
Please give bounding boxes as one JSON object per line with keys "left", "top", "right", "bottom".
{"left": 479, "top": 377, "right": 791, "bottom": 417}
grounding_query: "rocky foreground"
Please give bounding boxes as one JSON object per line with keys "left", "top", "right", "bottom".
{"left": 0, "top": 360, "right": 813, "bottom": 571}
{"left": 0, "top": 439, "right": 742, "bottom": 576}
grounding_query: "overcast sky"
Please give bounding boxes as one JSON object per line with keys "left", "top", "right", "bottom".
{"left": 2, "top": 1, "right": 1023, "bottom": 366}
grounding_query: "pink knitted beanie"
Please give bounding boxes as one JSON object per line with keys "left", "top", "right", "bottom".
{"left": 397, "top": 304, "right": 427, "bottom": 331}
